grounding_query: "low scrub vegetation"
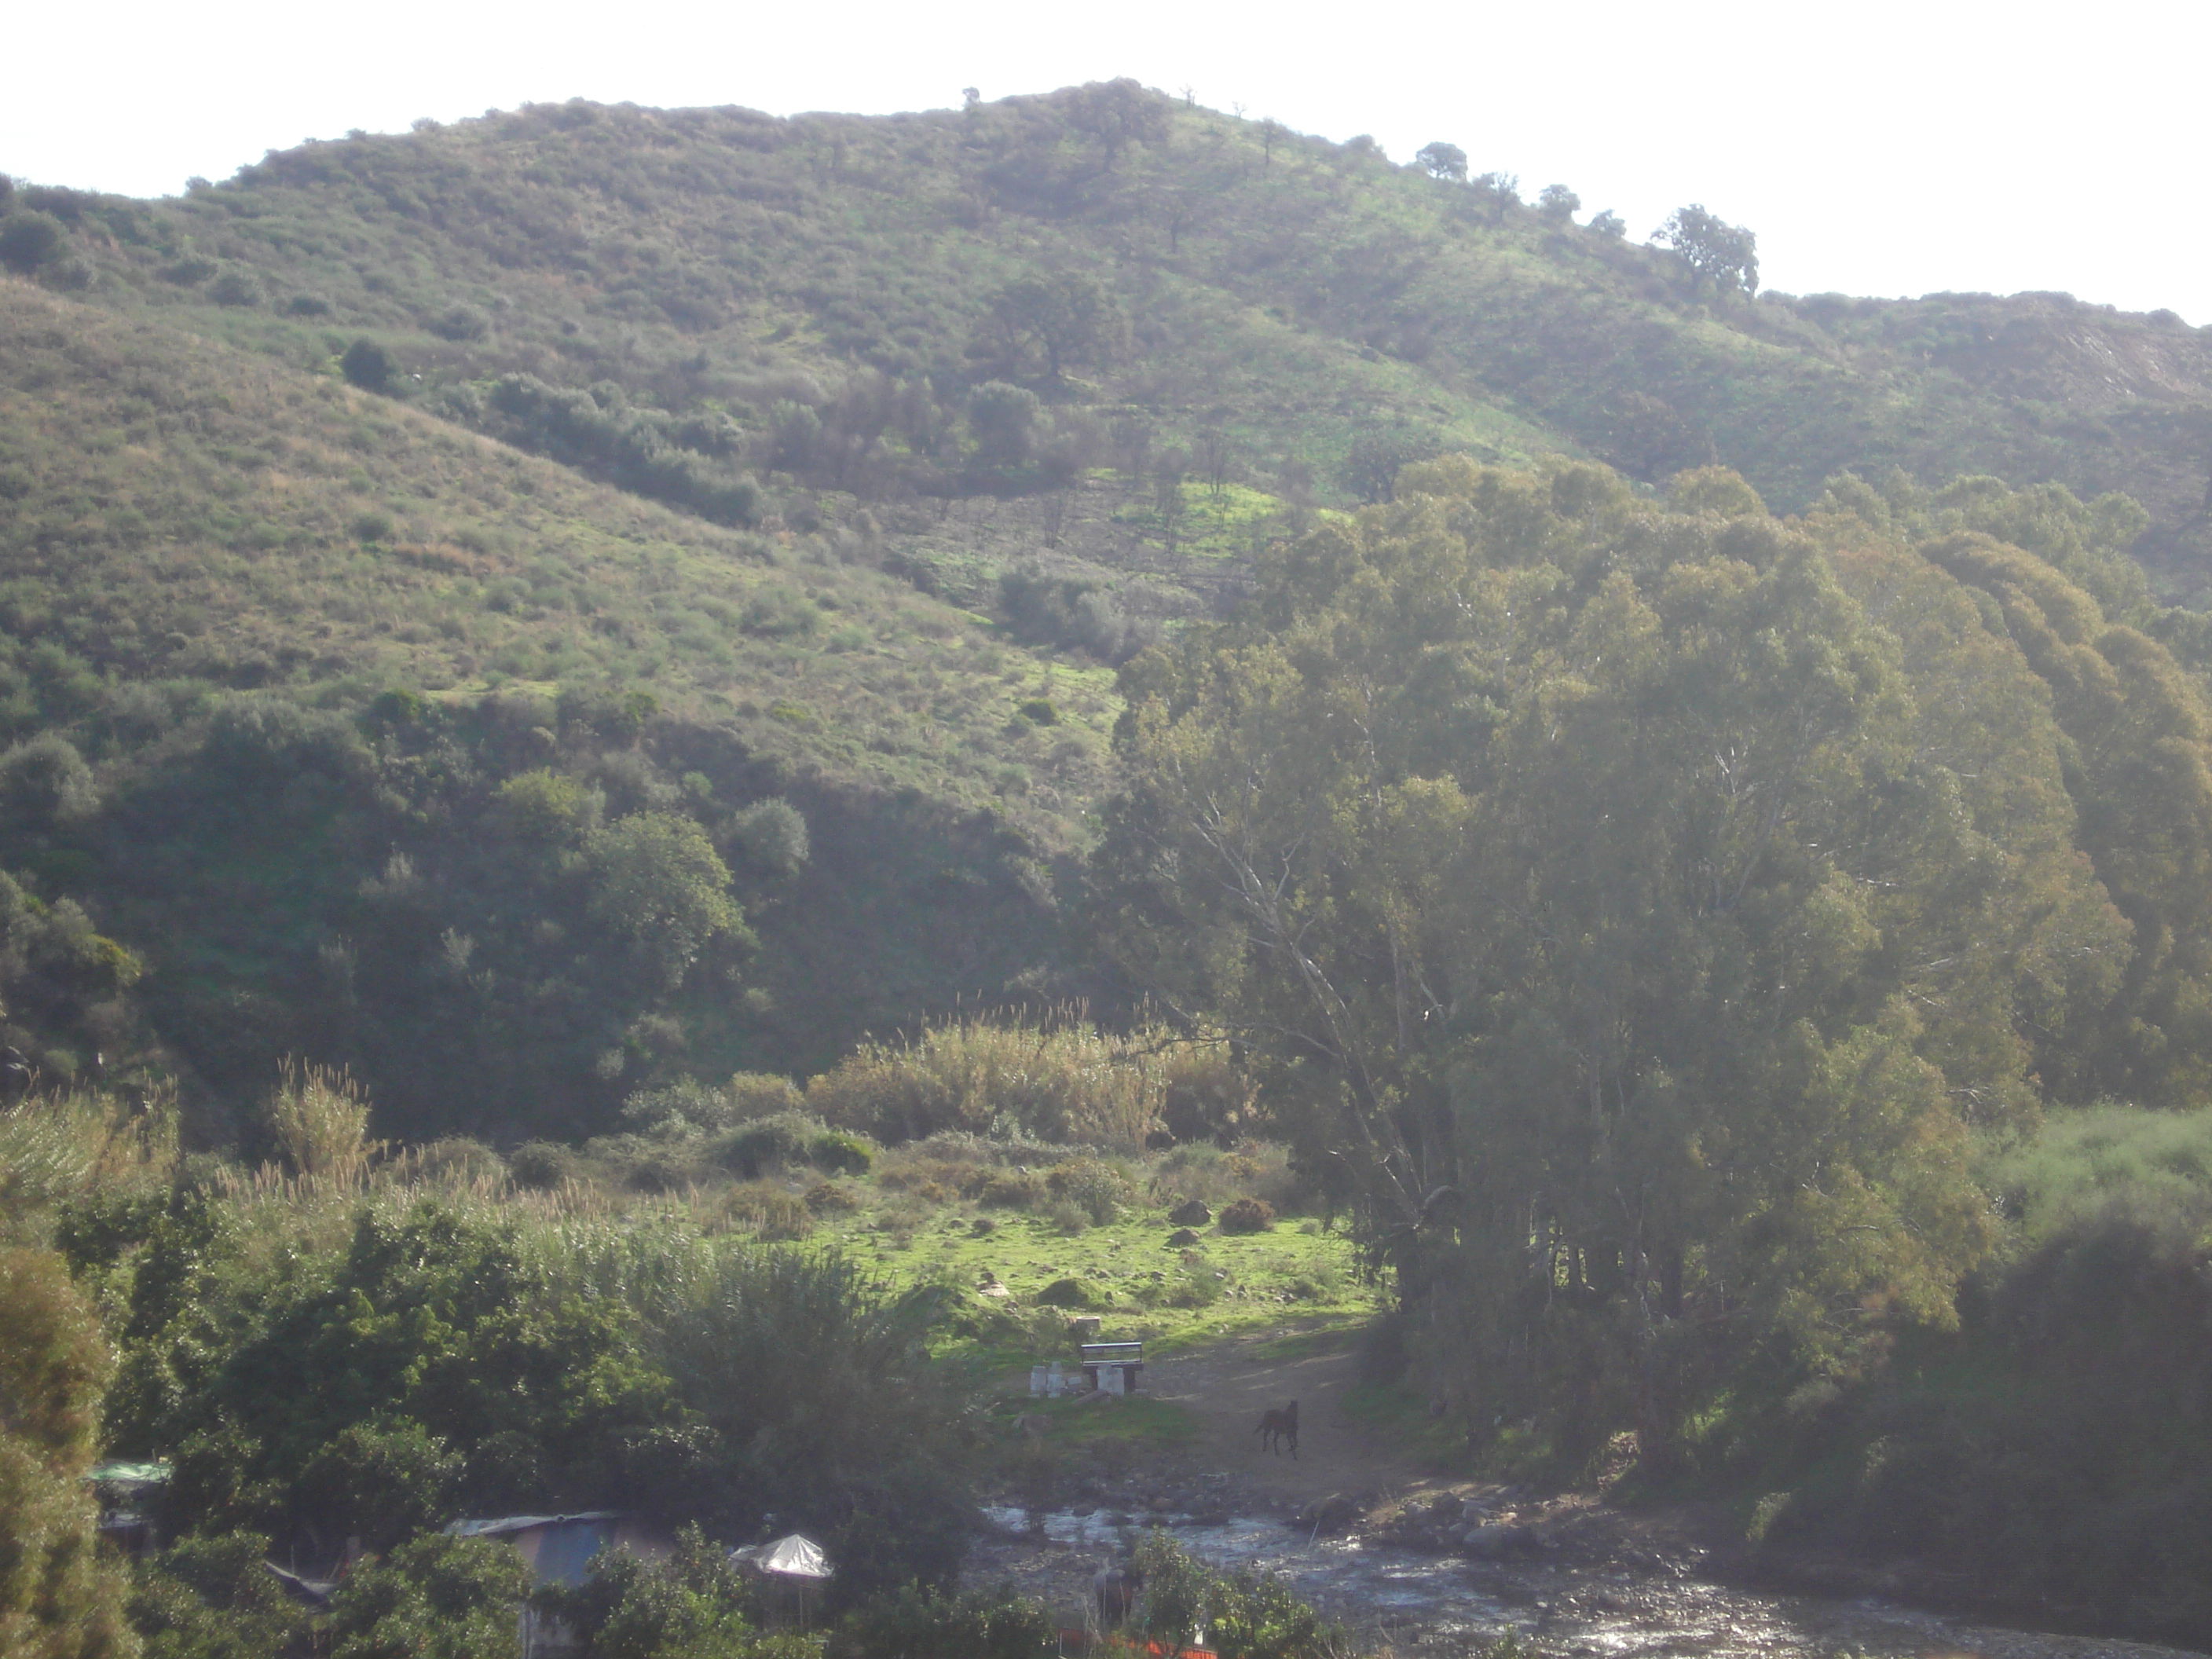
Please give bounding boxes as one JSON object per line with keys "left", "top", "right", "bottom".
{"left": 0, "top": 1043, "right": 1366, "bottom": 1657}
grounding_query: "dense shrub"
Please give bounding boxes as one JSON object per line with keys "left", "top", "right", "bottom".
{"left": 626, "top": 1073, "right": 805, "bottom": 1135}
{"left": 327, "top": 1533, "right": 530, "bottom": 1659}
{"left": 341, "top": 338, "right": 395, "bottom": 392}
{"left": 824, "top": 1463, "right": 976, "bottom": 1611}
{"left": 0, "top": 732, "right": 98, "bottom": 826}
{"left": 508, "top": 1141, "right": 580, "bottom": 1189}
{"left": 0, "top": 211, "right": 64, "bottom": 274}
{"left": 710, "top": 1181, "right": 815, "bottom": 1240}
{"left": 1218, "top": 1197, "right": 1276, "bottom": 1234}
{"left": 833, "top": 1582, "right": 1056, "bottom": 1659}
{"left": 712, "top": 1113, "right": 876, "bottom": 1180}
{"left": 1035, "top": 1276, "right": 1103, "bottom": 1309}
{"left": 969, "top": 382, "right": 1040, "bottom": 467}
{"left": 1756, "top": 1105, "right": 2212, "bottom": 1642}
{"left": 811, "top": 1129, "right": 875, "bottom": 1176}
{"left": 657, "top": 1247, "right": 965, "bottom": 1551}
{"left": 296, "top": 1418, "right": 460, "bottom": 1551}
{"left": 805, "top": 1177, "right": 864, "bottom": 1214}
{"left": 480, "top": 373, "right": 764, "bottom": 527}
{"left": 713, "top": 1111, "right": 820, "bottom": 1177}
{"left": 1046, "top": 1155, "right": 1133, "bottom": 1224}
{"left": 536, "top": 1528, "right": 806, "bottom": 1659}
{"left": 0, "top": 1246, "right": 135, "bottom": 1659}
{"left": 1129, "top": 1533, "right": 1347, "bottom": 1659}
{"left": 132, "top": 1528, "right": 314, "bottom": 1657}
{"left": 1992, "top": 1103, "right": 2212, "bottom": 1235}
{"left": 972, "top": 1167, "right": 1049, "bottom": 1210}
{"left": 729, "top": 797, "right": 810, "bottom": 876}
{"left": 586, "top": 812, "right": 748, "bottom": 990}
{"left": 121, "top": 1201, "right": 685, "bottom": 1535}
{"left": 207, "top": 269, "right": 263, "bottom": 307}
{"left": 998, "top": 567, "right": 1156, "bottom": 665}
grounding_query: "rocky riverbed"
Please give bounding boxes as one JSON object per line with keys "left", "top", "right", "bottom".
{"left": 965, "top": 1478, "right": 2205, "bottom": 1659}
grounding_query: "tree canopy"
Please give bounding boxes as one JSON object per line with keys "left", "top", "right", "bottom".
{"left": 1657, "top": 203, "right": 1760, "bottom": 297}
{"left": 1097, "top": 456, "right": 2210, "bottom": 1456}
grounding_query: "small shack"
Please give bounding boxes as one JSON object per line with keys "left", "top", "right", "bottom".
{"left": 729, "top": 1532, "right": 833, "bottom": 1626}
{"left": 1079, "top": 1341, "right": 1144, "bottom": 1395}
{"left": 86, "top": 1460, "right": 170, "bottom": 1558}
{"left": 445, "top": 1511, "right": 671, "bottom": 1656}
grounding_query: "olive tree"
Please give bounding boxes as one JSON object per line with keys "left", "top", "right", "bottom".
{"left": 1415, "top": 142, "right": 1467, "bottom": 183}
{"left": 1657, "top": 203, "right": 1760, "bottom": 297}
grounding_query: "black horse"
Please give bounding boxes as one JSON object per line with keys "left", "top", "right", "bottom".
{"left": 1254, "top": 1398, "right": 1299, "bottom": 1459}
{"left": 1093, "top": 1562, "right": 1144, "bottom": 1624}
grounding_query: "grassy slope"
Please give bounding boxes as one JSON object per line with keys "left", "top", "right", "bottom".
{"left": 829, "top": 1163, "right": 1377, "bottom": 1452}
{"left": 35, "top": 90, "right": 2210, "bottom": 576}
{"left": 868, "top": 1206, "right": 1371, "bottom": 1363}
{"left": 0, "top": 280, "right": 1123, "bottom": 1122}
{"left": 0, "top": 279, "right": 1114, "bottom": 849}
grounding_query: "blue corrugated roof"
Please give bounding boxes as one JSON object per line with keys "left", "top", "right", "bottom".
{"left": 445, "top": 1511, "right": 620, "bottom": 1540}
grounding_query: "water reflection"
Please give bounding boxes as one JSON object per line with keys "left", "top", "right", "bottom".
{"left": 981, "top": 1508, "right": 2199, "bottom": 1659}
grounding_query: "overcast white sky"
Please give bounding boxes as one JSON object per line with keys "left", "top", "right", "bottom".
{"left": 6, "top": 0, "right": 2205, "bottom": 321}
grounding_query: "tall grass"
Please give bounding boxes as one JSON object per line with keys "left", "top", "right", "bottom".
{"left": 266, "top": 1060, "right": 379, "bottom": 1185}
{"left": 0, "top": 1085, "right": 178, "bottom": 1243}
{"left": 804, "top": 1010, "right": 1246, "bottom": 1148}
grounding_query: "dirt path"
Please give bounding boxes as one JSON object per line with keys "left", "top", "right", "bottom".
{"left": 1140, "top": 1329, "right": 1419, "bottom": 1505}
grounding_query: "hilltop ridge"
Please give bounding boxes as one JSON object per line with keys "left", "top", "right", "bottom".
{"left": 10, "top": 83, "right": 2211, "bottom": 588}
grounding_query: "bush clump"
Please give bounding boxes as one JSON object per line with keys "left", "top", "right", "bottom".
{"left": 504, "top": 1141, "right": 578, "bottom": 1190}
{"left": 1218, "top": 1197, "right": 1276, "bottom": 1234}
{"left": 1047, "top": 1156, "right": 1135, "bottom": 1225}
{"left": 1130, "top": 1532, "right": 1348, "bottom": 1659}
{"left": 1035, "top": 1277, "right": 1104, "bottom": 1309}
{"left": 625, "top": 1072, "right": 805, "bottom": 1135}
{"left": 712, "top": 1111, "right": 877, "bottom": 1180}
{"left": 0, "top": 210, "right": 65, "bottom": 275}
{"left": 341, "top": 338, "right": 395, "bottom": 393}
{"left": 974, "top": 1167, "right": 1049, "bottom": 1209}
{"left": 833, "top": 1581, "right": 1058, "bottom": 1659}
{"left": 805, "top": 1177, "right": 864, "bottom": 1214}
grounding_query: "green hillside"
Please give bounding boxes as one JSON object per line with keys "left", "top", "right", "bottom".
{"left": 0, "top": 283, "right": 1102, "bottom": 1136}
{"left": 8, "top": 82, "right": 2212, "bottom": 1139}
{"left": 17, "top": 86, "right": 2212, "bottom": 1655}
{"left": 15, "top": 83, "right": 2212, "bottom": 593}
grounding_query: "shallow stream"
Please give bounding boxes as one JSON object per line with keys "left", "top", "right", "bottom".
{"left": 977, "top": 1507, "right": 2201, "bottom": 1659}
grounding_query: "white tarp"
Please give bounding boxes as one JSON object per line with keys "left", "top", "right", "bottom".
{"left": 730, "top": 1533, "right": 832, "bottom": 1580}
